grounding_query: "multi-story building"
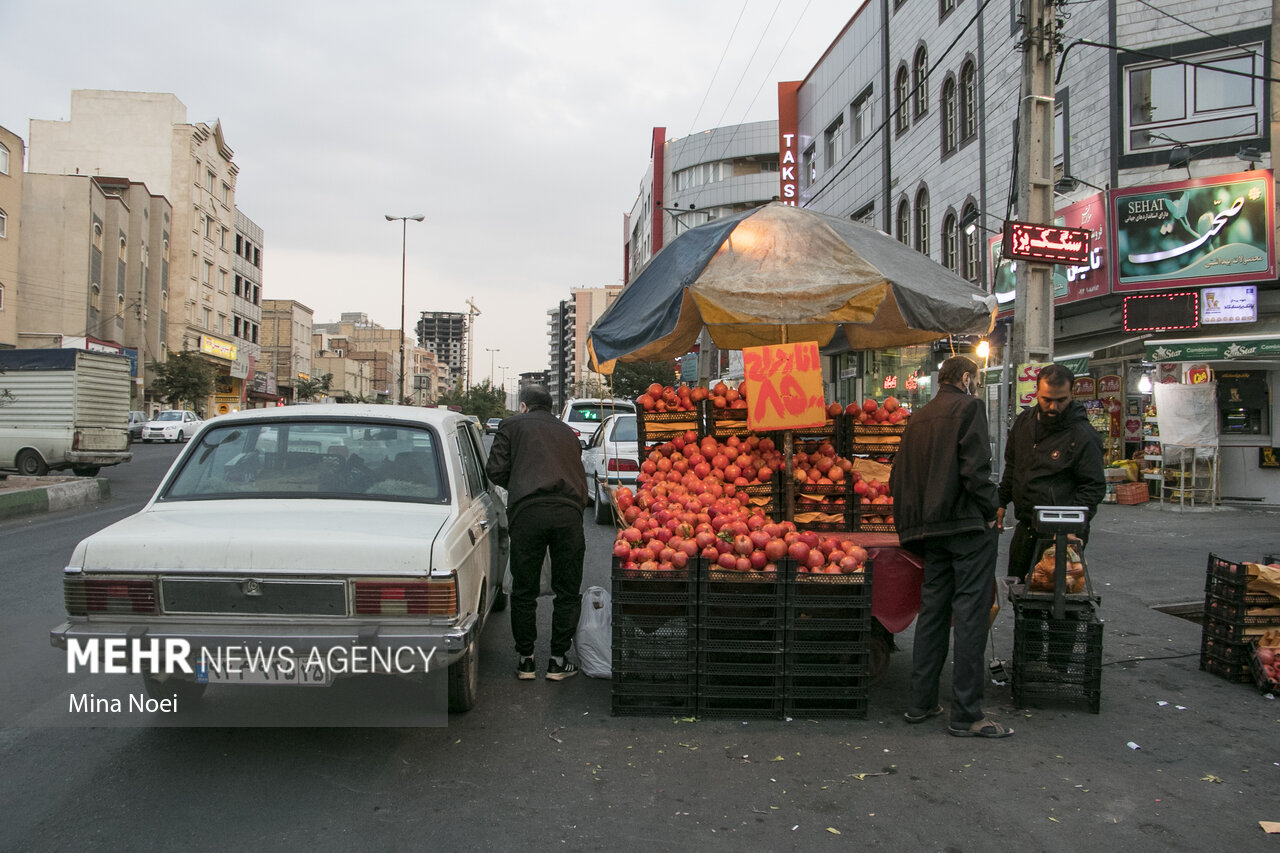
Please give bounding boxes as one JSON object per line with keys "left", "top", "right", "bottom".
{"left": 230, "top": 209, "right": 264, "bottom": 409}
{"left": 312, "top": 312, "right": 437, "bottom": 403}
{"left": 546, "top": 285, "right": 622, "bottom": 409}
{"left": 260, "top": 299, "right": 312, "bottom": 405}
{"left": 27, "top": 90, "right": 242, "bottom": 415}
{"left": 547, "top": 299, "right": 573, "bottom": 410}
{"left": 416, "top": 310, "right": 467, "bottom": 391}
{"left": 0, "top": 125, "right": 20, "bottom": 349}
{"left": 16, "top": 173, "right": 171, "bottom": 410}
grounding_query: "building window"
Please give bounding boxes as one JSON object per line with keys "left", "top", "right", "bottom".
{"left": 942, "top": 212, "right": 958, "bottom": 272}
{"left": 0, "top": 209, "right": 6, "bottom": 240}
{"left": 220, "top": 227, "right": 228, "bottom": 250}
{"left": 219, "top": 269, "right": 228, "bottom": 292}
{"left": 221, "top": 182, "right": 230, "bottom": 205}
{"left": 962, "top": 203, "right": 979, "bottom": 282}
{"left": 202, "top": 260, "right": 212, "bottom": 286}
{"left": 202, "top": 306, "right": 211, "bottom": 328}
{"left": 118, "top": 236, "right": 127, "bottom": 262}
{"left": 825, "top": 113, "right": 847, "bottom": 167}
{"left": 895, "top": 66, "right": 910, "bottom": 135}
{"left": 194, "top": 159, "right": 201, "bottom": 185}
{"left": 941, "top": 77, "right": 958, "bottom": 153}
{"left": 960, "top": 61, "right": 977, "bottom": 141}
{"left": 0, "top": 143, "right": 8, "bottom": 175}
{"left": 941, "top": 0, "right": 956, "bottom": 19}
{"left": 163, "top": 237, "right": 170, "bottom": 262}
{"left": 852, "top": 86, "right": 874, "bottom": 144}
{"left": 803, "top": 144, "right": 816, "bottom": 187}
{"left": 913, "top": 46, "right": 929, "bottom": 117}
{"left": 915, "top": 188, "right": 930, "bottom": 256}
{"left": 235, "top": 234, "right": 242, "bottom": 255}
{"left": 0, "top": 283, "right": 5, "bottom": 310}
{"left": 93, "top": 222, "right": 104, "bottom": 251}
{"left": 851, "top": 201, "right": 876, "bottom": 226}
{"left": 896, "top": 200, "right": 910, "bottom": 245}
{"left": 206, "top": 170, "right": 216, "bottom": 193}
{"left": 204, "top": 216, "right": 214, "bottom": 240}
{"left": 1122, "top": 40, "right": 1264, "bottom": 157}
{"left": 91, "top": 284, "right": 101, "bottom": 312}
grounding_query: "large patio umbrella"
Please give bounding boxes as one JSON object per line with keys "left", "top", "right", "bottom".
{"left": 588, "top": 202, "right": 997, "bottom": 373}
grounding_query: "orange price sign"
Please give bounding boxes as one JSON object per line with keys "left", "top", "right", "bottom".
{"left": 742, "top": 342, "right": 827, "bottom": 432}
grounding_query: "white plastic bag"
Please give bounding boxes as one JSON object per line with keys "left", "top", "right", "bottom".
{"left": 575, "top": 586, "right": 612, "bottom": 678}
{"left": 502, "top": 553, "right": 553, "bottom": 598}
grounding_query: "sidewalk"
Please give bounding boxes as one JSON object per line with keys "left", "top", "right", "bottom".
{"left": 0, "top": 475, "right": 110, "bottom": 521}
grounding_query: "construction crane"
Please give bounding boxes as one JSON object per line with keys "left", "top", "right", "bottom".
{"left": 465, "top": 297, "right": 481, "bottom": 391}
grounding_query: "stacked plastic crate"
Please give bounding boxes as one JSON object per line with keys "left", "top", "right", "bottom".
{"left": 783, "top": 561, "right": 872, "bottom": 718}
{"left": 696, "top": 566, "right": 786, "bottom": 718}
{"left": 1201, "top": 554, "right": 1280, "bottom": 684}
{"left": 1010, "top": 601, "right": 1103, "bottom": 713}
{"left": 611, "top": 560, "right": 698, "bottom": 716}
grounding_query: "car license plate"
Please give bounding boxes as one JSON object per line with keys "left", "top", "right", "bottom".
{"left": 198, "top": 655, "right": 332, "bottom": 686}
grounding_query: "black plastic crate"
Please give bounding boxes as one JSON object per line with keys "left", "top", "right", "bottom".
{"left": 1201, "top": 612, "right": 1280, "bottom": 646}
{"left": 1206, "top": 553, "right": 1253, "bottom": 593}
{"left": 698, "top": 655, "right": 786, "bottom": 691}
{"left": 613, "top": 617, "right": 696, "bottom": 673}
{"left": 701, "top": 571, "right": 784, "bottom": 605}
{"left": 1199, "top": 628, "right": 1251, "bottom": 663}
{"left": 1249, "top": 640, "right": 1279, "bottom": 694}
{"left": 703, "top": 405, "right": 750, "bottom": 441}
{"left": 635, "top": 409, "right": 701, "bottom": 453}
{"left": 784, "top": 666, "right": 870, "bottom": 692}
{"left": 1203, "top": 591, "right": 1280, "bottom": 626}
{"left": 786, "top": 562, "right": 872, "bottom": 599}
{"left": 696, "top": 686, "right": 784, "bottom": 719}
{"left": 786, "top": 650, "right": 871, "bottom": 677}
{"left": 849, "top": 504, "right": 896, "bottom": 533}
{"left": 848, "top": 422, "right": 906, "bottom": 456}
{"left": 783, "top": 687, "right": 869, "bottom": 719}
{"left": 1011, "top": 610, "right": 1103, "bottom": 713}
{"left": 1205, "top": 577, "right": 1279, "bottom": 607}
{"left": 697, "top": 617, "right": 785, "bottom": 651}
{"left": 611, "top": 679, "right": 697, "bottom": 717}
{"left": 1199, "top": 638, "right": 1253, "bottom": 684}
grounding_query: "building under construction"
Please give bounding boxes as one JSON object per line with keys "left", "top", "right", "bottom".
{"left": 416, "top": 310, "right": 467, "bottom": 390}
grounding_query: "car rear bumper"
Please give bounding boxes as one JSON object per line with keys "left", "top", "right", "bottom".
{"left": 64, "top": 451, "right": 132, "bottom": 466}
{"left": 49, "top": 614, "right": 478, "bottom": 672}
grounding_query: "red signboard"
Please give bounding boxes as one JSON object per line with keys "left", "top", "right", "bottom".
{"left": 990, "top": 193, "right": 1110, "bottom": 316}
{"left": 1097, "top": 375, "right": 1122, "bottom": 395}
{"left": 1072, "top": 376, "right": 1096, "bottom": 399}
{"left": 1003, "top": 221, "right": 1092, "bottom": 264}
{"left": 742, "top": 342, "right": 827, "bottom": 432}
{"left": 777, "top": 82, "right": 801, "bottom": 206}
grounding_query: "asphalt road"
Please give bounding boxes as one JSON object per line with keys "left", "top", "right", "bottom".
{"left": 2, "top": 441, "right": 1278, "bottom": 852}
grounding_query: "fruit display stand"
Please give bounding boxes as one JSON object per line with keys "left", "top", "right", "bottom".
{"left": 1200, "top": 554, "right": 1280, "bottom": 684}
{"left": 1008, "top": 507, "right": 1103, "bottom": 714}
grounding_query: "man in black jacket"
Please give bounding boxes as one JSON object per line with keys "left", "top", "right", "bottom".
{"left": 486, "top": 384, "right": 588, "bottom": 681}
{"left": 890, "top": 356, "right": 1010, "bottom": 737}
{"left": 996, "top": 363, "right": 1106, "bottom": 582}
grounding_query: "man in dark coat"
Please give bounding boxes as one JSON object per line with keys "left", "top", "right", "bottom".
{"left": 890, "top": 356, "right": 1010, "bottom": 737}
{"left": 996, "top": 363, "right": 1106, "bottom": 582}
{"left": 486, "top": 384, "right": 588, "bottom": 681}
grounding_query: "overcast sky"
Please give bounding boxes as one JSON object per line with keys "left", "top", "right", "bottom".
{"left": 2, "top": 0, "right": 862, "bottom": 384}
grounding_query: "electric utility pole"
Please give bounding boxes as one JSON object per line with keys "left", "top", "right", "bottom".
{"left": 1011, "top": 0, "right": 1059, "bottom": 368}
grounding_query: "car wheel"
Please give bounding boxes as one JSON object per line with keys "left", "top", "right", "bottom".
{"left": 142, "top": 673, "right": 207, "bottom": 708}
{"left": 593, "top": 479, "right": 612, "bottom": 525}
{"left": 447, "top": 634, "right": 479, "bottom": 713}
{"left": 15, "top": 449, "right": 48, "bottom": 477}
{"left": 71, "top": 466, "right": 101, "bottom": 477}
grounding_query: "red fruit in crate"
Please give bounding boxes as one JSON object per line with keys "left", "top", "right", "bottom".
{"left": 733, "top": 534, "right": 754, "bottom": 556}
{"left": 646, "top": 383, "right": 663, "bottom": 398}
{"left": 798, "top": 530, "right": 820, "bottom": 549}
{"left": 844, "top": 402, "right": 860, "bottom": 415}
{"left": 863, "top": 398, "right": 878, "bottom": 413}
{"left": 749, "top": 530, "right": 771, "bottom": 550}
{"left": 884, "top": 396, "right": 900, "bottom": 412}
{"left": 717, "top": 552, "right": 738, "bottom": 570}
{"left": 765, "top": 538, "right": 788, "bottom": 561}
{"left": 613, "top": 540, "right": 631, "bottom": 559}
{"left": 788, "top": 541, "right": 810, "bottom": 563}
{"left": 671, "top": 551, "right": 690, "bottom": 569}
{"left": 638, "top": 560, "right": 658, "bottom": 573}
{"left": 701, "top": 545, "right": 719, "bottom": 561}
{"left": 839, "top": 556, "right": 862, "bottom": 573}
{"left": 749, "top": 550, "right": 768, "bottom": 571}
{"left": 827, "top": 402, "right": 843, "bottom": 418}
{"left": 621, "top": 526, "right": 643, "bottom": 544}
{"left": 805, "top": 550, "right": 826, "bottom": 570}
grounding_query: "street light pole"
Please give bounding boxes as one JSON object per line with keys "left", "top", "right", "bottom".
{"left": 486, "top": 347, "right": 500, "bottom": 387}
{"left": 385, "top": 214, "right": 425, "bottom": 404}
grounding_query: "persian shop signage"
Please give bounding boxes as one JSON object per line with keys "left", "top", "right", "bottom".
{"left": 1003, "top": 222, "right": 1091, "bottom": 264}
{"left": 776, "top": 82, "right": 801, "bottom": 206}
{"left": 1112, "top": 169, "right": 1275, "bottom": 292}
{"left": 200, "top": 335, "right": 237, "bottom": 361}
{"left": 991, "top": 193, "right": 1109, "bottom": 311}
{"left": 1145, "top": 337, "right": 1280, "bottom": 362}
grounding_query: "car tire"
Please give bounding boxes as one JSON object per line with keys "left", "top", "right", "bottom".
{"left": 71, "top": 466, "right": 100, "bottom": 477}
{"left": 142, "top": 673, "right": 207, "bottom": 708}
{"left": 15, "top": 449, "right": 48, "bottom": 477}
{"left": 593, "top": 479, "right": 612, "bottom": 525}
{"left": 447, "top": 634, "right": 479, "bottom": 713}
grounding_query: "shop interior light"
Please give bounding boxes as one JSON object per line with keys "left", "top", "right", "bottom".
{"left": 976, "top": 340, "right": 990, "bottom": 359}
{"left": 1138, "top": 374, "right": 1153, "bottom": 395}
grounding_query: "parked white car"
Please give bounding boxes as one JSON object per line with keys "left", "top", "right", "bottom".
{"left": 141, "top": 410, "right": 203, "bottom": 443}
{"left": 560, "top": 397, "right": 636, "bottom": 448}
{"left": 50, "top": 405, "right": 510, "bottom": 714}
{"left": 581, "top": 413, "right": 639, "bottom": 525}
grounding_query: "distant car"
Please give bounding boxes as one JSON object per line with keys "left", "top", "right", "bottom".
{"left": 50, "top": 404, "right": 510, "bottom": 714}
{"left": 127, "top": 411, "right": 148, "bottom": 442}
{"left": 581, "top": 413, "right": 639, "bottom": 525}
{"left": 485, "top": 418, "right": 503, "bottom": 434}
{"left": 140, "top": 410, "right": 202, "bottom": 443}
{"left": 560, "top": 397, "right": 636, "bottom": 448}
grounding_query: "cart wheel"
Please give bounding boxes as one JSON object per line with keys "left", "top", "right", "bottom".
{"left": 869, "top": 620, "right": 894, "bottom": 686}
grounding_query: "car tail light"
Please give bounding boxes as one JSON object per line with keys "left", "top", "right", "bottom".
{"left": 606, "top": 457, "right": 639, "bottom": 473}
{"left": 64, "top": 576, "right": 158, "bottom": 615}
{"left": 353, "top": 576, "right": 457, "bottom": 616}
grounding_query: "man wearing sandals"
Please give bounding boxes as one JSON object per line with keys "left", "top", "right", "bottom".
{"left": 890, "top": 356, "right": 1013, "bottom": 738}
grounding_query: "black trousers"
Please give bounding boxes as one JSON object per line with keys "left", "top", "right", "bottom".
{"left": 509, "top": 502, "right": 585, "bottom": 658}
{"left": 908, "top": 527, "right": 998, "bottom": 726}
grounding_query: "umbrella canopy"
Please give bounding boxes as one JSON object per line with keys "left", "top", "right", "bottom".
{"left": 588, "top": 202, "right": 997, "bottom": 373}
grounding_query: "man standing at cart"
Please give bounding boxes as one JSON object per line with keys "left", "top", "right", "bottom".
{"left": 487, "top": 384, "right": 588, "bottom": 681}
{"left": 891, "top": 356, "right": 1011, "bottom": 738}
{"left": 996, "top": 363, "right": 1106, "bottom": 582}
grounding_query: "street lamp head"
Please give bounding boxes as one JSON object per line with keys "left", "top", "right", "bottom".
{"left": 410, "top": 214, "right": 425, "bottom": 222}
{"left": 384, "top": 214, "right": 396, "bottom": 221}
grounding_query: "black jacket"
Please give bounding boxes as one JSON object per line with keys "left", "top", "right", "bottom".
{"left": 485, "top": 409, "right": 587, "bottom": 521}
{"left": 997, "top": 400, "right": 1106, "bottom": 522}
{"left": 889, "top": 383, "right": 999, "bottom": 549}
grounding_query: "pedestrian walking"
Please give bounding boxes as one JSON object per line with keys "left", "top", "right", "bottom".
{"left": 996, "top": 363, "right": 1106, "bottom": 582}
{"left": 486, "top": 384, "right": 588, "bottom": 681}
{"left": 890, "top": 356, "right": 1011, "bottom": 738}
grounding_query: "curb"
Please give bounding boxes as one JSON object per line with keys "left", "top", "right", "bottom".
{"left": 0, "top": 477, "right": 111, "bottom": 521}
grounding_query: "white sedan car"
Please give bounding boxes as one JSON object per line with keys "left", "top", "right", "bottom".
{"left": 581, "top": 413, "right": 639, "bottom": 525}
{"left": 140, "top": 409, "right": 203, "bottom": 443}
{"left": 51, "top": 405, "right": 509, "bottom": 714}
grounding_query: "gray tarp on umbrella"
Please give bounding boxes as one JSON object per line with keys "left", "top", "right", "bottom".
{"left": 588, "top": 203, "right": 997, "bottom": 372}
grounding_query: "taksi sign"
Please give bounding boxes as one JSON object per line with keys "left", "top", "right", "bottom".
{"left": 776, "top": 82, "right": 801, "bottom": 206}
{"left": 1112, "top": 169, "right": 1275, "bottom": 292}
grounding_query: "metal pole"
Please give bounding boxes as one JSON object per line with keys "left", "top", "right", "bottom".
{"left": 399, "top": 217, "right": 407, "bottom": 404}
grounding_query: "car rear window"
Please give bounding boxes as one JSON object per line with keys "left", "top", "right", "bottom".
{"left": 567, "top": 402, "right": 634, "bottom": 423}
{"left": 611, "top": 417, "right": 638, "bottom": 442}
{"left": 161, "top": 421, "right": 449, "bottom": 504}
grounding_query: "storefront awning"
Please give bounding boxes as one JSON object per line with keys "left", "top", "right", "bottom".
{"left": 1145, "top": 334, "right": 1280, "bottom": 362}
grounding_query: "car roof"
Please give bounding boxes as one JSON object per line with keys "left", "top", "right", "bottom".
{"left": 198, "top": 403, "right": 469, "bottom": 428}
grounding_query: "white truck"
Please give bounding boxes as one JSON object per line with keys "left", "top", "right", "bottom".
{"left": 0, "top": 348, "right": 134, "bottom": 477}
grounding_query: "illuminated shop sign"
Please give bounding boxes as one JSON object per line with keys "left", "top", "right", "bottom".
{"left": 200, "top": 335, "right": 237, "bottom": 361}
{"left": 1200, "top": 285, "right": 1257, "bottom": 325}
{"left": 991, "top": 193, "right": 1109, "bottom": 313}
{"left": 1003, "top": 222, "right": 1092, "bottom": 264}
{"left": 1122, "top": 292, "right": 1199, "bottom": 332}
